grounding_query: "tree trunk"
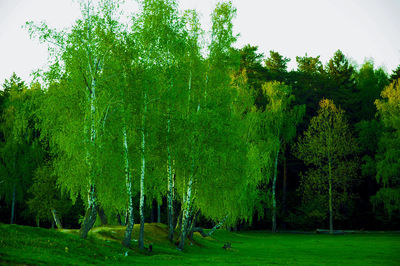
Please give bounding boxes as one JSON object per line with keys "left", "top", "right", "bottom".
{"left": 139, "top": 92, "right": 147, "bottom": 250}
{"left": 272, "top": 144, "right": 280, "bottom": 233}
{"left": 188, "top": 211, "right": 199, "bottom": 240}
{"left": 96, "top": 206, "right": 108, "bottom": 225}
{"left": 151, "top": 201, "right": 155, "bottom": 223}
{"left": 117, "top": 213, "right": 122, "bottom": 225}
{"left": 328, "top": 158, "right": 333, "bottom": 234}
{"left": 178, "top": 175, "right": 193, "bottom": 250}
{"left": 167, "top": 75, "right": 176, "bottom": 242}
{"left": 122, "top": 124, "right": 135, "bottom": 247}
{"left": 282, "top": 153, "right": 287, "bottom": 229}
{"left": 157, "top": 202, "right": 161, "bottom": 223}
{"left": 80, "top": 66, "right": 98, "bottom": 238}
{"left": 122, "top": 197, "right": 134, "bottom": 247}
{"left": 51, "top": 208, "right": 63, "bottom": 229}
{"left": 175, "top": 210, "right": 182, "bottom": 231}
{"left": 80, "top": 184, "right": 97, "bottom": 239}
{"left": 167, "top": 129, "right": 174, "bottom": 241}
{"left": 124, "top": 209, "right": 129, "bottom": 226}
{"left": 10, "top": 182, "right": 16, "bottom": 224}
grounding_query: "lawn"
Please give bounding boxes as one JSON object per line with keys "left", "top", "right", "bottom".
{"left": 0, "top": 223, "right": 399, "bottom": 265}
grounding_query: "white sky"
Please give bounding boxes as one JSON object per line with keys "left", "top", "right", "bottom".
{"left": 0, "top": 0, "right": 399, "bottom": 85}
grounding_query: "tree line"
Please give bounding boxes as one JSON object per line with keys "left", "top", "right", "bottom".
{"left": 0, "top": 0, "right": 399, "bottom": 250}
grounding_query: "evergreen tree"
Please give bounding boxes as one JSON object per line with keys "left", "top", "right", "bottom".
{"left": 0, "top": 75, "right": 43, "bottom": 224}
{"left": 325, "top": 50, "right": 358, "bottom": 123}
{"left": 355, "top": 61, "right": 389, "bottom": 121}
{"left": 264, "top": 51, "right": 290, "bottom": 82}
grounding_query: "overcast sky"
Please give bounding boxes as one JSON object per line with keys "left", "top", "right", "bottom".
{"left": 0, "top": 0, "right": 399, "bottom": 85}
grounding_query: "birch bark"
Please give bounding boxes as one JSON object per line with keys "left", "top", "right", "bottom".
{"left": 139, "top": 92, "right": 147, "bottom": 250}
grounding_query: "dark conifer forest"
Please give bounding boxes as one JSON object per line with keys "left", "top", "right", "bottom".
{"left": 0, "top": 0, "right": 399, "bottom": 252}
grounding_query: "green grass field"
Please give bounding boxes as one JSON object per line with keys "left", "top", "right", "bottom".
{"left": 1, "top": 223, "right": 399, "bottom": 265}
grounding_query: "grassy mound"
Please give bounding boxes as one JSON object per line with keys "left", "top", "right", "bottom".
{"left": 1, "top": 223, "right": 399, "bottom": 265}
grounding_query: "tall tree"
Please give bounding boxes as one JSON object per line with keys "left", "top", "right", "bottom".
{"left": 264, "top": 50, "right": 290, "bottom": 82}
{"left": 373, "top": 80, "right": 400, "bottom": 216}
{"left": 175, "top": 1, "right": 259, "bottom": 250}
{"left": 296, "top": 54, "right": 323, "bottom": 75}
{"left": 261, "top": 81, "right": 305, "bottom": 232}
{"left": 295, "top": 99, "right": 357, "bottom": 234}
{"left": 0, "top": 76, "right": 43, "bottom": 224}
{"left": 389, "top": 65, "right": 400, "bottom": 85}
{"left": 355, "top": 61, "right": 389, "bottom": 121}
{"left": 132, "top": 0, "right": 186, "bottom": 249}
{"left": 325, "top": 50, "right": 358, "bottom": 123}
{"left": 237, "top": 45, "right": 266, "bottom": 108}
{"left": 27, "top": 0, "right": 123, "bottom": 238}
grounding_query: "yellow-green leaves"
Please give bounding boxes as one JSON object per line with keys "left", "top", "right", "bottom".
{"left": 295, "top": 99, "right": 358, "bottom": 227}
{"left": 296, "top": 99, "right": 355, "bottom": 166}
{"left": 373, "top": 80, "right": 400, "bottom": 215}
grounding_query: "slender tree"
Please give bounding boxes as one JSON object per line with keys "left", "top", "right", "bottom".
{"left": 295, "top": 99, "right": 357, "bottom": 234}
{"left": 261, "top": 81, "right": 304, "bottom": 232}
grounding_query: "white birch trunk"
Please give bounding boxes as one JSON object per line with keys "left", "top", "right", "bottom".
{"left": 167, "top": 75, "right": 176, "bottom": 242}
{"left": 178, "top": 69, "right": 198, "bottom": 250}
{"left": 178, "top": 174, "right": 193, "bottom": 250}
{"left": 139, "top": 92, "right": 147, "bottom": 250}
{"left": 167, "top": 117, "right": 174, "bottom": 241}
{"left": 122, "top": 124, "right": 135, "bottom": 247}
{"left": 80, "top": 77, "right": 98, "bottom": 238}
{"left": 51, "top": 208, "right": 63, "bottom": 229}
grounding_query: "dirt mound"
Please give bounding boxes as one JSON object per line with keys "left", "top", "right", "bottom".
{"left": 61, "top": 223, "right": 171, "bottom": 246}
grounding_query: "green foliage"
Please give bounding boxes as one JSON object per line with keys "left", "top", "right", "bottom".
{"left": 265, "top": 51, "right": 290, "bottom": 74}
{"left": 355, "top": 61, "right": 389, "bottom": 121}
{"left": 237, "top": 45, "right": 266, "bottom": 108}
{"left": 355, "top": 120, "right": 382, "bottom": 177}
{"left": 296, "top": 99, "right": 356, "bottom": 166}
{"left": 295, "top": 99, "right": 358, "bottom": 226}
{"left": 326, "top": 50, "right": 356, "bottom": 90}
{"left": 3, "top": 0, "right": 395, "bottom": 233}
{"left": 373, "top": 80, "right": 400, "bottom": 215}
{"left": 29, "top": 1, "right": 128, "bottom": 211}
{"left": 296, "top": 54, "right": 323, "bottom": 75}
{"left": 325, "top": 50, "right": 360, "bottom": 123}
{"left": 27, "top": 163, "right": 71, "bottom": 223}
{"left": 0, "top": 76, "right": 44, "bottom": 207}
{"left": 389, "top": 65, "right": 400, "bottom": 84}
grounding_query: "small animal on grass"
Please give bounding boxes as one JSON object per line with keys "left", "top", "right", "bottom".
{"left": 222, "top": 242, "right": 231, "bottom": 249}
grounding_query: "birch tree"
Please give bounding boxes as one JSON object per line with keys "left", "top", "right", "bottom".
{"left": 27, "top": 0, "right": 123, "bottom": 238}
{"left": 131, "top": 0, "right": 186, "bottom": 249}
{"left": 175, "top": 1, "right": 260, "bottom": 249}
{"left": 262, "top": 81, "right": 304, "bottom": 232}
